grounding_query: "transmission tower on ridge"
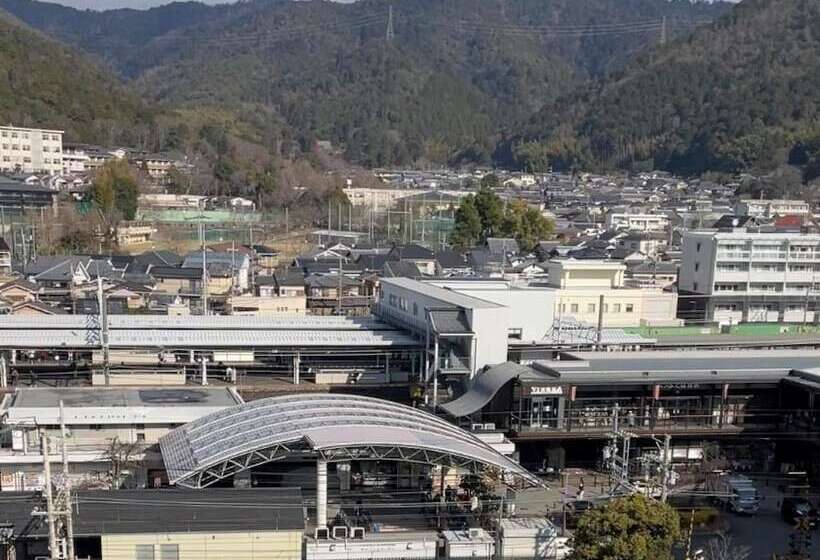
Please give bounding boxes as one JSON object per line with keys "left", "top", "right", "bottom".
{"left": 659, "top": 16, "right": 667, "bottom": 46}
{"left": 386, "top": 5, "right": 395, "bottom": 42}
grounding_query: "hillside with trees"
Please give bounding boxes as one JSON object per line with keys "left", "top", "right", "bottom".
{"left": 0, "top": 13, "right": 153, "bottom": 147}
{"left": 0, "top": 0, "right": 730, "bottom": 168}
{"left": 506, "top": 0, "right": 820, "bottom": 178}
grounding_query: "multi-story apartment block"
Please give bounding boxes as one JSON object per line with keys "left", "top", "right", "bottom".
{"left": 735, "top": 199, "right": 810, "bottom": 218}
{"left": 0, "top": 126, "right": 63, "bottom": 175}
{"left": 606, "top": 212, "right": 670, "bottom": 232}
{"left": 679, "top": 229, "right": 820, "bottom": 324}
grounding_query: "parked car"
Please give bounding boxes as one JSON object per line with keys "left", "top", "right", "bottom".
{"left": 781, "top": 497, "right": 819, "bottom": 528}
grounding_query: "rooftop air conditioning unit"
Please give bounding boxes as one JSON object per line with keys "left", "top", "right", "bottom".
{"left": 468, "top": 528, "right": 482, "bottom": 539}
{"left": 332, "top": 526, "right": 349, "bottom": 539}
{"left": 351, "top": 527, "right": 365, "bottom": 539}
{"left": 471, "top": 423, "right": 484, "bottom": 431}
{"left": 314, "top": 527, "right": 330, "bottom": 540}
{"left": 483, "top": 423, "right": 496, "bottom": 431}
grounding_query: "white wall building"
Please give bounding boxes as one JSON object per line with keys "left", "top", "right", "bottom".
{"left": 61, "top": 145, "right": 90, "bottom": 174}
{"left": 679, "top": 230, "right": 820, "bottom": 324}
{"left": 606, "top": 212, "right": 670, "bottom": 232}
{"left": 547, "top": 260, "right": 680, "bottom": 328}
{"left": 0, "top": 386, "right": 242, "bottom": 491}
{"left": 735, "top": 199, "right": 810, "bottom": 218}
{"left": 0, "top": 126, "right": 63, "bottom": 175}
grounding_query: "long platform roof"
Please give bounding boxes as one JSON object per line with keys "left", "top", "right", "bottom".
{"left": 160, "top": 393, "right": 542, "bottom": 488}
{"left": 0, "top": 315, "right": 420, "bottom": 348}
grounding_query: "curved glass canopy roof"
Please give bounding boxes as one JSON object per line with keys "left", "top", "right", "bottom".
{"left": 160, "top": 393, "right": 542, "bottom": 488}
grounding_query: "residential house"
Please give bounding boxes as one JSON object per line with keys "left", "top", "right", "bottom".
{"left": 274, "top": 269, "right": 307, "bottom": 298}
{"left": 305, "top": 273, "right": 368, "bottom": 316}
{"left": 387, "top": 244, "right": 437, "bottom": 276}
{"left": 150, "top": 266, "right": 202, "bottom": 296}
{"left": 182, "top": 251, "right": 250, "bottom": 293}
{"left": 435, "top": 249, "right": 472, "bottom": 276}
{"left": 10, "top": 300, "right": 66, "bottom": 315}
{"left": 251, "top": 244, "right": 280, "bottom": 274}
{"left": 0, "top": 279, "right": 38, "bottom": 304}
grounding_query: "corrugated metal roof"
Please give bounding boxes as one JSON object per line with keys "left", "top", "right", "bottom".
{"left": 0, "top": 488, "right": 304, "bottom": 537}
{"left": 535, "top": 349, "right": 820, "bottom": 383}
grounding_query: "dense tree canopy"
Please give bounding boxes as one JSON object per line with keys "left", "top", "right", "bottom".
{"left": 91, "top": 160, "right": 140, "bottom": 230}
{"left": 451, "top": 188, "right": 552, "bottom": 251}
{"left": 1, "top": 0, "right": 730, "bottom": 168}
{"left": 570, "top": 495, "right": 681, "bottom": 560}
{"left": 511, "top": 0, "right": 820, "bottom": 178}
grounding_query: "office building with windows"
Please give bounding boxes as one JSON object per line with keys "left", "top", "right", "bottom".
{"left": 0, "top": 125, "right": 63, "bottom": 175}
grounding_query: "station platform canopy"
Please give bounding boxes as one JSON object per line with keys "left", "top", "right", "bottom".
{"left": 159, "top": 393, "right": 543, "bottom": 489}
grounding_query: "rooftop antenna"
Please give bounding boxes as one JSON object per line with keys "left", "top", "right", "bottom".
{"left": 386, "top": 5, "right": 394, "bottom": 42}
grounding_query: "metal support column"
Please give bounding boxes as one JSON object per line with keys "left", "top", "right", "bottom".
{"left": 432, "top": 337, "right": 440, "bottom": 410}
{"left": 316, "top": 459, "right": 328, "bottom": 527}
{"left": 200, "top": 358, "right": 208, "bottom": 386}
{"left": 293, "top": 353, "right": 301, "bottom": 385}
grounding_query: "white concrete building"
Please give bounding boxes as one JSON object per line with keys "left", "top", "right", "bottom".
{"left": 0, "top": 125, "right": 63, "bottom": 175}
{"left": 735, "top": 199, "right": 810, "bottom": 218}
{"left": 61, "top": 145, "right": 90, "bottom": 174}
{"left": 546, "top": 260, "right": 681, "bottom": 328}
{"left": 679, "top": 230, "right": 820, "bottom": 324}
{"left": 606, "top": 212, "right": 670, "bottom": 232}
{"left": 0, "top": 386, "right": 242, "bottom": 491}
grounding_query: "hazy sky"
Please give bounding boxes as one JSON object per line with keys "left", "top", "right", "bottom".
{"left": 47, "top": 0, "right": 734, "bottom": 13}
{"left": 51, "top": 0, "right": 357, "bottom": 10}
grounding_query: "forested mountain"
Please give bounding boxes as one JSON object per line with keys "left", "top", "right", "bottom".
{"left": 0, "top": 0, "right": 730, "bottom": 167}
{"left": 507, "top": 0, "right": 820, "bottom": 177}
{"left": 0, "top": 12, "right": 153, "bottom": 146}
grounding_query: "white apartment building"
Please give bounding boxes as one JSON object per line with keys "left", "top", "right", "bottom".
{"left": 0, "top": 125, "right": 63, "bottom": 175}
{"left": 61, "top": 144, "right": 90, "bottom": 174}
{"left": 606, "top": 212, "right": 670, "bottom": 232}
{"left": 679, "top": 230, "right": 820, "bottom": 324}
{"left": 735, "top": 199, "right": 810, "bottom": 218}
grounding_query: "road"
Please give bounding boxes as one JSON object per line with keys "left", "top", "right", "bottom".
{"left": 694, "top": 495, "right": 820, "bottom": 559}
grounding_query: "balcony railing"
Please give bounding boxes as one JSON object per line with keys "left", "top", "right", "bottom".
{"left": 512, "top": 409, "right": 780, "bottom": 435}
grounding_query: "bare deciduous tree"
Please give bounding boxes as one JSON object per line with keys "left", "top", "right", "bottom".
{"left": 702, "top": 533, "right": 751, "bottom": 560}
{"left": 104, "top": 436, "right": 142, "bottom": 490}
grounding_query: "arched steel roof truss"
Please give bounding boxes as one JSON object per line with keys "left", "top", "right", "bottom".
{"left": 159, "top": 394, "right": 543, "bottom": 488}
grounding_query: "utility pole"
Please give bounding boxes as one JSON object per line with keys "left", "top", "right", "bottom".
{"left": 337, "top": 254, "right": 343, "bottom": 316}
{"left": 659, "top": 434, "right": 672, "bottom": 503}
{"left": 199, "top": 221, "right": 208, "bottom": 316}
{"left": 58, "top": 402, "right": 75, "bottom": 560}
{"left": 604, "top": 405, "right": 633, "bottom": 495}
{"left": 40, "top": 430, "right": 59, "bottom": 559}
{"left": 596, "top": 294, "right": 605, "bottom": 346}
{"left": 97, "top": 276, "right": 110, "bottom": 386}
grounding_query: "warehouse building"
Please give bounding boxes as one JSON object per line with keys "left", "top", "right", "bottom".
{"left": 0, "top": 488, "right": 304, "bottom": 560}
